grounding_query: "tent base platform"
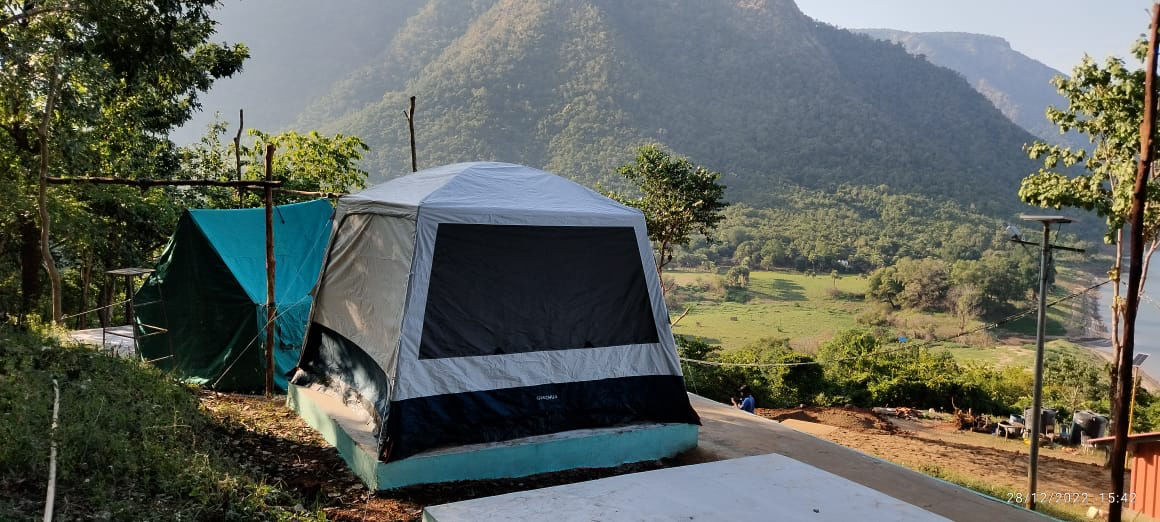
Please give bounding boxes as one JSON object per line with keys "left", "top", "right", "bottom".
{"left": 287, "top": 384, "right": 699, "bottom": 490}
{"left": 421, "top": 453, "right": 949, "bottom": 521}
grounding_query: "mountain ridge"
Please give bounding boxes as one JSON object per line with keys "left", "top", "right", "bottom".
{"left": 855, "top": 28, "right": 1085, "bottom": 150}
{"left": 291, "top": 0, "right": 1039, "bottom": 215}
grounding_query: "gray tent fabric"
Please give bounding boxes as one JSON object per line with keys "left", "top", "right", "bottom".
{"left": 295, "top": 162, "right": 699, "bottom": 461}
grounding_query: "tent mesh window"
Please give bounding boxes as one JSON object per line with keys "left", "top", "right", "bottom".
{"left": 418, "top": 224, "right": 659, "bottom": 359}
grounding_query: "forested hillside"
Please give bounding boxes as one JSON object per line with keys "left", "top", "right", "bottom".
{"left": 857, "top": 29, "right": 1085, "bottom": 150}
{"left": 291, "top": 0, "right": 1041, "bottom": 214}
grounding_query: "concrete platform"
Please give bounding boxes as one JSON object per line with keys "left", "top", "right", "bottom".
{"left": 287, "top": 384, "right": 699, "bottom": 490}
{"left": 67, "top": 326, "right": 136, "bottom": 357}
{"left": 423, "top": 453, "right": 950, "bottom": 521}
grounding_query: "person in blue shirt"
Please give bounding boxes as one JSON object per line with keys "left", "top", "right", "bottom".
{"left": 731, "top": 385, "right": 755, "bottom": 414}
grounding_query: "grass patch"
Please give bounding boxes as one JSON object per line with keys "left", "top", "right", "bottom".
{"left": 932, "top": 339, "right": 1107, "bottom": 371}
{"left": 668, "top": 270, "right": 968, "bottom": 351}
{"left": 668, "top": 268, "right": 1095, "bottom": 367}
{"left": 0, "top": 324, "right": 317, "bottom": 521}
{"left": 999, "top": 267, "right": 1090, "bottom": 338}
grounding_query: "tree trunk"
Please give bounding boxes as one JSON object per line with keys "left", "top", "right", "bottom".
{"left": 37, "top": 59, "right": 62, "bottom": 323}
{"left": 18, "top": 216, "right": 42, "bottom": 317}
{"left": 97, "top": 278, "right": 111, "bottom": 327}
{"left": 1110, "top": 6, "right": 1160, "bottom": 520}
{"left": 1110, "top": 228, "right": 1124, "bottom": 428}
{"left": 77, "top": 253, "right": 92, "bottom": 329}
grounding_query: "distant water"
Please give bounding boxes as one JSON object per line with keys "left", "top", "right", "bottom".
{"left": 1095, "top": 277, "right": 1160, "bottom": 379}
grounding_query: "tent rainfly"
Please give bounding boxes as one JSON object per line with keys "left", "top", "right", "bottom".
{"left": 135, "top": 199, "right": 333, "bottom": 392}
{"left": 292, "top": 162, "right": 700, "bottom": 462}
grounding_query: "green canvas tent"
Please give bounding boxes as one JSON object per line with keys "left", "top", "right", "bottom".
{"left": 135, "top": 199, "right": 333, "bottom": 392}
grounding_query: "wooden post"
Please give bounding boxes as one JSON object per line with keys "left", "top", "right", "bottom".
{"left": 404, "top": 95, "right": 417, "bottom": 172}
{"left": 234, "top": 109, "right": 244, "bottom": 208}
{"left": 263, "top": 143, "right": 277, "bottom": 397}
{"left": 1111, "top": 4, "right": 1160, "bottom": 521}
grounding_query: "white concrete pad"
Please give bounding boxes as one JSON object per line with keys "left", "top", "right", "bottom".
{"left": 67, "top": 326, "right": 136, "bottom": 357}
{"left": 422, "top": 453, "right": 950, "bottom": 522}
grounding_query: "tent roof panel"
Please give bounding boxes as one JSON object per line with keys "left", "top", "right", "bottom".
{"left": 339, "top": 162, "right": 640, "bottom": 217}
{"left": 341, "top": 162, "right": 469, "bottom": 211}
{"left": 188, "top": 199, "right": 334, "bottom": 304}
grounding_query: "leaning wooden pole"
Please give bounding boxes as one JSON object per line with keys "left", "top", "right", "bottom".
{"left": 1110, "top": 4, "right": 1160, "bottom": 521}
{"left": 263, "top": 144, "right": 277, "bottom": 397}
{"left": 42, "top": 379, "right": 59, "bottom": 522}
{"left": 405, "top": 95, "right": 417, "bottom": 172}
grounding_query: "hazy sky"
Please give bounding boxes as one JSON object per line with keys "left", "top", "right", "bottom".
{"left": 795, "top": 1, "right": 1153, "bottom": 73}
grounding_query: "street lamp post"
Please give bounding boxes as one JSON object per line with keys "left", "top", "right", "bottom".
{"left": 1012, "top": 215, "right": 1084, "bottom": 511}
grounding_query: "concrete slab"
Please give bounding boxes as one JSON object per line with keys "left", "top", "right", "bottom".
{"left": 67, "top": 326, "right": 136, "bottom": 357}
{"left": 423, "top": 453, "right": 950, "bottom": 521}
{"left": 686, "top": 394, "right": 1048, "bottom": 521}
{"left": 288, "top": 384, "right": 699, "bottom": 490}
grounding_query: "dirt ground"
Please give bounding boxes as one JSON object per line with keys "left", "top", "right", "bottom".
{"left": 202, "top": 392, "right": 680, "bottom": 521}
{"left": 758, "top": 406, "right": 1120, "bottom": 519}
{"left": 206, "top": 392, "right": 1118, "bottom": 521}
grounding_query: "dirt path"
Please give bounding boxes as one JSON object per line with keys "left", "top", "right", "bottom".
{"left": 688, "top": 396, "right": 1046, "bottom": 521}
{"left": 757, "top": 405, "right": 1124, "bottom": 520}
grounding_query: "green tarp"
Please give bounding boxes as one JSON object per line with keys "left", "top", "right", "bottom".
{"left": 135, "top": 199, "right": 333, "bottom": 392}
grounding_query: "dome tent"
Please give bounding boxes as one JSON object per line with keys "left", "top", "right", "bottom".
{"left": 292, "top": 162, "right": 699, "bottom": 464}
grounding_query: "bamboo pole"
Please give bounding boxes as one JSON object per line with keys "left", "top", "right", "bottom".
{"left": 1110, "top": 5, "right": 1160, "bottom": 521}
{"left": 45, "top": 177, "right": 282, "bottom": 188}
{"left": 263, "top": 144, "right": 277, "bottom": 397}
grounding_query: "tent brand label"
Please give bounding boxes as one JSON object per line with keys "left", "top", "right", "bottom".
{"left": 536, "top": 394, "right": 558, "bottom": 401}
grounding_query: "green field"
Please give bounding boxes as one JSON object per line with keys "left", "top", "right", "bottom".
{"left": 930, "top": 340, "right": 1107, "bottom": 370}
{"left": 667, "top": 270, "right": 873, "bottom": 351}
{"left": 666, "top": 269, "right": 1096, "bottom": 368}
{"left": 998, "top": 267, "right": 1091, "bottom": 338}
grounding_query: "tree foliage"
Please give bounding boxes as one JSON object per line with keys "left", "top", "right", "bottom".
{"left": 181, "top": 118, "right": 370, "bottom": 208}
{"left": 609, "top": 145, "right": 727, "bottom": 276}
{"left": 0, "top": 3, "right": 370, "bottom": 326}
{"left": 1016, "top": 29, "right": 1160, "bottom": 421}
{"left": 0, "top": 0, "right": 248, "bottom": 321}
{"left": 665, "top": 185, "right": 1061, "bottom": 275}
{"left": 1019, "top": 37, "right": 1160, "bottom": 242}
{"left": 865, "top": 251, "right": 1039, "bottom": 318}
{"left": 679, "top": 329, "right": 1112, "bottom": 422}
